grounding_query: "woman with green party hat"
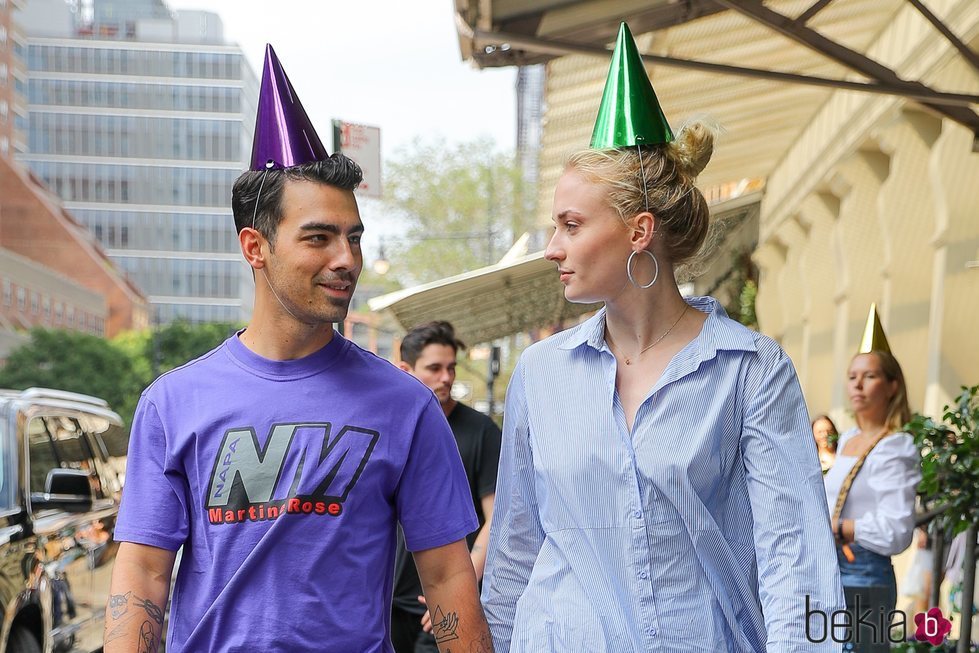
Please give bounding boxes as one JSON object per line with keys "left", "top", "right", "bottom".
{"left": 481, "top": 23, "right": 844, "bottom": 652}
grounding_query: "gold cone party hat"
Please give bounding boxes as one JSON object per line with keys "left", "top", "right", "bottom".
{"left": 858, "top": 303, "right": 891, "bottom": 354}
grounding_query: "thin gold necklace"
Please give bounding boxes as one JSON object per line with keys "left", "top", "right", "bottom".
{"left": 606, "top": 305, "right": 689, "bottom": 365}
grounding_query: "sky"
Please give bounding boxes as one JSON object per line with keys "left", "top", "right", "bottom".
{"left": 163, "top": 0, "right": 517, "bottom": 251}
{"left": 165, "top": 0, "right": 517, "bottom": 160}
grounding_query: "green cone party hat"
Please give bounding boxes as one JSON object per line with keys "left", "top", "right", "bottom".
{"left": 590, "top": 22, "right": 673, "bottom": 149}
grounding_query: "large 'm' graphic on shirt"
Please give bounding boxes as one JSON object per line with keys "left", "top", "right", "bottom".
{"left": 205, "top": 422, "right": 378, "bottom": 525}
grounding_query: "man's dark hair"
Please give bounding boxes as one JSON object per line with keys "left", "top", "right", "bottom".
{"left": 400, "top": 321, "right": 466, "bottom": 367}
{"left": 231, "top": 154, "right": 363, "bottom": 246}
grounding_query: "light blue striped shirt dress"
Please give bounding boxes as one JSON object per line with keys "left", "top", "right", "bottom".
{"left": 482, "top": 296, "right": 845, "bottom": 652}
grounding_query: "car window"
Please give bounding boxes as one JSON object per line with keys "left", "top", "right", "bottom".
{"left": 78, "top": 414, "right": 125, "bottom": 497}
{"left": 0, "top": 414, "right": 11, "bottom": 511}
{"left": 28, "top": 415, "right": 106, "bottom": 501}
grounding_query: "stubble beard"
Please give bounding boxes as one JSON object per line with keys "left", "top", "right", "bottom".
{"left": 266, "top": 265, "right": 356, "bottom": 328}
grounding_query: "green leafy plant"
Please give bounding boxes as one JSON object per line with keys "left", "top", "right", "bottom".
{"left": 908, "top": 385, "right": 979, "bottom": 537}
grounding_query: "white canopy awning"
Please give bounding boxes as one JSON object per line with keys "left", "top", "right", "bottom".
{"left": 368, "top": 251, "right": 600, "bottom": 345}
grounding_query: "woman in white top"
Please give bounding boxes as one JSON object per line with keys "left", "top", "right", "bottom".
{"left": 824, "top": 347, "right": 921, "bottom": 651}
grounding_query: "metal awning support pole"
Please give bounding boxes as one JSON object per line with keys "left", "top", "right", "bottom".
{"left": 796, "top": 0, "right": 834, "bottom": 25}
{"left": 714, "top": 0, "right": 979, "bottom": 136}
{"left": 471, "top": 30, "right": 979, "bottom": 108}
{"left": 906, "top": 0, "right": 979, "bottom": 75}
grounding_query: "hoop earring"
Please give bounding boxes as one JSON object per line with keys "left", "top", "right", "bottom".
{"left": 627, "top": 250, "right": 659, "bottom": 289}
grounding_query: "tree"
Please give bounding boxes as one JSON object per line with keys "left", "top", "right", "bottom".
{"left": 907, "top": 386, "right": 979, "bottom": 652}
{"left": 382, "top": 137, "right": 530, "bottom": 285}
{"left": 0, "top": 328, "right": 143, "bottom": 424}
{"left": 0, "top": 322, "right": 239, "bottom": 429}
{"left": 114, "top": 319, "right": 238, "bottom": 387}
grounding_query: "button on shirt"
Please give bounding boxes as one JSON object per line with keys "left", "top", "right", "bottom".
{"left": 481, "top": 297, "right": 845, "bottom": 653}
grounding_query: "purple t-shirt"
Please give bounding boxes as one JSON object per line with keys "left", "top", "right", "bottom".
{"left": 115, "top": 332, "right": 478, "bottom": 652}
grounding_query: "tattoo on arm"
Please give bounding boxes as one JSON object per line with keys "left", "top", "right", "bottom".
{"left": 104, "top": 592, "right": 165, "bottom": 651}
{"left": 135, "top": 597, "right": 164, "bottom": 625}
{"left": 137, "top": 620, "right": 159, "bottom": 653}
{"left": 431, "top": 605, "right": 460, "bottom": 645}
{"left": 108, "top": 591, "right": 131, "bottom": 619}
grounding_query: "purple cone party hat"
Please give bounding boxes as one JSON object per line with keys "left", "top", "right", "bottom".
{"left": 591, "top": 22, "right": 673, "bottom": 149}
{"left": 250, "top": 44, "right": 329, "bottom": 170}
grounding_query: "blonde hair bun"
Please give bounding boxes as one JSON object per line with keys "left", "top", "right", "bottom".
{"left": 670, "top": 118, "right": 718, "bottom": 178}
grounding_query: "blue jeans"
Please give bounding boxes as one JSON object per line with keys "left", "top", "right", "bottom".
{"left": 838, "top": 544, "right": 897, "bottom": 653}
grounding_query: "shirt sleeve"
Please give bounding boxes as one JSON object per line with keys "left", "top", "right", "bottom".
{"left": 114, "top": 394, "right": 189, "bottom": 551}
{"left": 854, "top": 434, "right": 921, "bottom": 556}
{"left": 480, "top": 358, "right": 545, "bottom": 653}
{"left": 476, "top": 415, "right": 503, "bottom": 499}
{"left": 397, "top": 395, "right": 479, "bottom": 552}
{"left": 740, "top": 343, "right": 846, "bottom": 651}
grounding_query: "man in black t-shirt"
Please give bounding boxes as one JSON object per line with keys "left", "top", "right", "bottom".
{"left": 391, "top": 321, "right": 502, "bottom": 653}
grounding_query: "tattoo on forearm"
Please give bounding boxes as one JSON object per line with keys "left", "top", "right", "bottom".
{"left": 137, "top": 620, "right": 158, "bottom": 653}
{"left": 431, "top": 605, "right": 460, "bottom": 645}
{"left": 135, "top": 597, "right": 164, "bottom": 625}
{"left": 104, "top": 592, "right": 164, "bottom": 650}
{"left": 109, "top": 591, "right": 131, "bottom": 619}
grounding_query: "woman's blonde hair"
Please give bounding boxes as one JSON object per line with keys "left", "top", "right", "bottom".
{"left": 566, "top": 120, "right": 716, "bottom": 265}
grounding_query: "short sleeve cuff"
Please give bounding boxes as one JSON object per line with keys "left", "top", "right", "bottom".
{"left": 114, "top": 527, "right": 185, "bottom": 552}
{"left": 404, "top": 515, "right": 479, "bottom": 552}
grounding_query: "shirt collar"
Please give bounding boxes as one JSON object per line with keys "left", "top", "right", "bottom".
{"left": 557, "top": 296, "right": 758, "bottom": 356}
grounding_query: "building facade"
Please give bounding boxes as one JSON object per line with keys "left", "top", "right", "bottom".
{"left": 750, "top": 1, "right": 979, "bottom": 422}
{"left": 0, "top": 0, "right": 28, "bottom": 157}
{"left": 18, "top": 0, "right": 258, "bottom": 324}
{"left": 0, "top": 246, "right": 106, "bottom": 336}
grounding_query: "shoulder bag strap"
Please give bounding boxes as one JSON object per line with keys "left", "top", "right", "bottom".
{"left": 831, "top": 428, "right": 890, "bottom": 561}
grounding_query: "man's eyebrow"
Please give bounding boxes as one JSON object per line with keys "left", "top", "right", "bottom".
{"left": 299, "top": 222, "right": 365, "bottom": 235}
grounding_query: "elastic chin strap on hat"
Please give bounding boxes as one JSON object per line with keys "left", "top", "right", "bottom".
{"left": 636, "top": 139, "right": 650, "bottom": 213}
{"left": 251, "top": 160, "right": 276, "bottom": 230}
{"left": 251, "top": 159, "right": 311, "bottom": 325}
{"left": 260, "top": 267, "right": 308, "bottom": 324}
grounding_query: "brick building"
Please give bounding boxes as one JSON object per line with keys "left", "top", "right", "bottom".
{"left": 0, "top": 156, "right": 148, "bottom": 339}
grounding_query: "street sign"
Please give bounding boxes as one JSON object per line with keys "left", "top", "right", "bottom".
{"left": 332, "top": 120, "right": 381, "bottom": 198}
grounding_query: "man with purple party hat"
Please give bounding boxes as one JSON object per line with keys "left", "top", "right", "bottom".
{"left": 105, "top": 45, "right": 493, "bottom": 653}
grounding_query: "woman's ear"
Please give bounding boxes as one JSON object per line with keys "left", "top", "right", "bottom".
{"left": 239, "top": 228, "right": 267, "bottom": 270}
{"left": 630, "top": 211, "right": 656, "bottom": 251}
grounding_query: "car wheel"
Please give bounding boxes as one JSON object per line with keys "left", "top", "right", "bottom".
{"left": 6, "top": 627, "right": 41, "bottom": 653}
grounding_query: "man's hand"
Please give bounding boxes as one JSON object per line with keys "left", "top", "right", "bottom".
{"left": 414, "top": 539, "right": 494, "bottom": 653}
{"left": 104, "top": 542, "right": 176, "bottom": 653}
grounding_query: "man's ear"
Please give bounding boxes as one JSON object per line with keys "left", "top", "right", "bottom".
{"left": 239, "top": 228, "right": 267, "bottom": 270}
{"left": 397, "top": 361, "right": 413, "bottom": 373}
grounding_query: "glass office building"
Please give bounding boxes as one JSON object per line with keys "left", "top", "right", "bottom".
{"left": 18, "top": 0, "right": 257, "bottom": 323}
